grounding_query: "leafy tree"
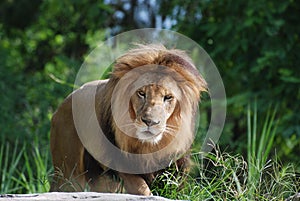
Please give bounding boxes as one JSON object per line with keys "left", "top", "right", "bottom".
{"left": 0, "top": 0, "right": 111, "bottom": 143}
{"left": 0, "top": 0, "right": 299, "bottom": 166}
{"left": 160, "top": 0, "right": 300, "bottom": 162}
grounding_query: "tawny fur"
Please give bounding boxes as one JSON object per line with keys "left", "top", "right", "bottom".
{"left": 50, "top": 44, "right": 207, "bottom": 195}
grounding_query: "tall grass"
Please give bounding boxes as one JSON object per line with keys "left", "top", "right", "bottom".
{"left": 0, "top": 141, "right": 24, "bottom": 193}
{"left": 152, "top": 104, "right": 298, "bottom": 200}
{"left": 247, "top": 103, "right": 278, "bottom": 199}
{"left": 0, "top": 105, "right": 298, "bottom": 200}
{"left": 0, "top": 141, "right": 51, "bottom": 194}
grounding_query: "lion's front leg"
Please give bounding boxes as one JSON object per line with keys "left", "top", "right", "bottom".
{"left": 119, "top": 173, "right": 151, "bottom": 196}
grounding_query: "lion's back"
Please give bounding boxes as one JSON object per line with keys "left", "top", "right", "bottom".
{"left": 50, "top": 79, "right": 109, "bottom": 191}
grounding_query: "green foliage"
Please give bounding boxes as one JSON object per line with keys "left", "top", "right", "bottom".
{"left": 160, "top": 0, "right": 300, "bottom": 164}
{"left": 0, "top": 141, "right": 51, "bottom": 193}
{"left": 0, "top": 0, "right": 299, "bottom": 197}
{"left": 0, "top": 0, "right": 111, "bottom": 143}
{"left": 247, "top": 103, "right": 278, "bottom": 197}
{"left": 1, "top": 140, "right": 297, "bottom": 198}
{"left": 149, "top": 149, "right": 297, "bottom": 200}
{"left": 151, "top": 106, "right": 298, "bottom": 200}
{"left": 0, "top": 141, "right": 24, "bottom": 193}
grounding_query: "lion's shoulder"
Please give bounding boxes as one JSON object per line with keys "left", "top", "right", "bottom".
{"left": 76, "top": 79, "right": 109, "bottom": 95}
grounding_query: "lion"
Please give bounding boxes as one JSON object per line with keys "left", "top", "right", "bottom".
{"left": 50, "top": 44, "right": 207, "bottom": 195}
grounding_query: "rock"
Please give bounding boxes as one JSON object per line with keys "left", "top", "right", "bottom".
{"left": 0, "top": 192, "right": 184, "bottom": 201}
{"left": 286, "top": 193, "right": 300, "bottom": 201}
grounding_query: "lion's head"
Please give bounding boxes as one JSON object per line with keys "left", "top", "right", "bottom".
{"left": 130, "top": 82, "right": 178, "bottom": 144}
{"left": 107, "top": 44, "right": 207, "bottom": 155}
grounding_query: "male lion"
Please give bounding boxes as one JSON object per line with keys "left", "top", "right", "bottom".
{"left": 50, "top": 44, "right": 207, "bottom": 195}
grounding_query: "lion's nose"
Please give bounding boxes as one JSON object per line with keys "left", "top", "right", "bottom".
{"left": 141, "top": 117, "right": 160, "bottom": 127}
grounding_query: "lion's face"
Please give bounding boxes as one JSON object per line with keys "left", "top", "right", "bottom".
{"left": 130, "top": 84, "right": 178, "bottom": 144}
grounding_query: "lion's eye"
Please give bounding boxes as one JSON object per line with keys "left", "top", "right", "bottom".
{"left": 164, "top": 94, "right": 173, "bottom": 102}
{"left": 137, "top": 90, "right": 146, "bottom": 98}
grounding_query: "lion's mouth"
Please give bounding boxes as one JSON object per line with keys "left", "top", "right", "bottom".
{"left": 137, "top": 130, "right": 164, "bottom": 144}
{"left": 143, "top": 131, "right": 154, "bottom": 135}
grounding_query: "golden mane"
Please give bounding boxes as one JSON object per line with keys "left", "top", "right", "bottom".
{"left": 112, "top": 44, "right": 206, "bottom": 94}
{"left": 98, "top": 44, "right": 207, "bottom": 157}
{"left": 50, "top": 43, "right": 207, "bottom": 194}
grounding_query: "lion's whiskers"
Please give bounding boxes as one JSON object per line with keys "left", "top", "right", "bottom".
{"left": 124, "top": 126, "right": 137, "bottom": 134}
{"left": 166, "top": 125, "right": 178, "bottom": 131}
{"left": 164, "top": 130, "right": 176, "bottom": 137}
{"left": 164, "top": 127, "right": 177, "bottom": 136}
{"left": 118, "top": 123, "right": 137, "bottom": 134}
{"left": 119, "top": 122, "right": 135, "bottom": 128}
{"left": 166, "top": 124, "right": 179, "bottom": 129}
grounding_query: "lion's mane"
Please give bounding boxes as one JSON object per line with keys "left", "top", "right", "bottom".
{"left": 96, "top": 44, "right": 207, "bottom": 165}
{"left": 50, "top": 44, "right": 207, "bottom": 192}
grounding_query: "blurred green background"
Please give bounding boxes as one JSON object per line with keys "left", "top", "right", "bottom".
{"left": 0, "top": 0, "right": 299, "bottom": 189}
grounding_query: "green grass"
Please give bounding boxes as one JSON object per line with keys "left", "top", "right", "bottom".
{"left": 151, "top": 147, "right": 298, "bottom": 200}
{"left": 0, "top": 105, "right": 299, "bottom": 200}
{"left": 246, "top": 103, "right": 279, "bottom": 200}
{"left": 152, "top": 104, "right": 299, "bottom": 200}
{"left": 0, "top": 141, "right": 51, "bottom": 194}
